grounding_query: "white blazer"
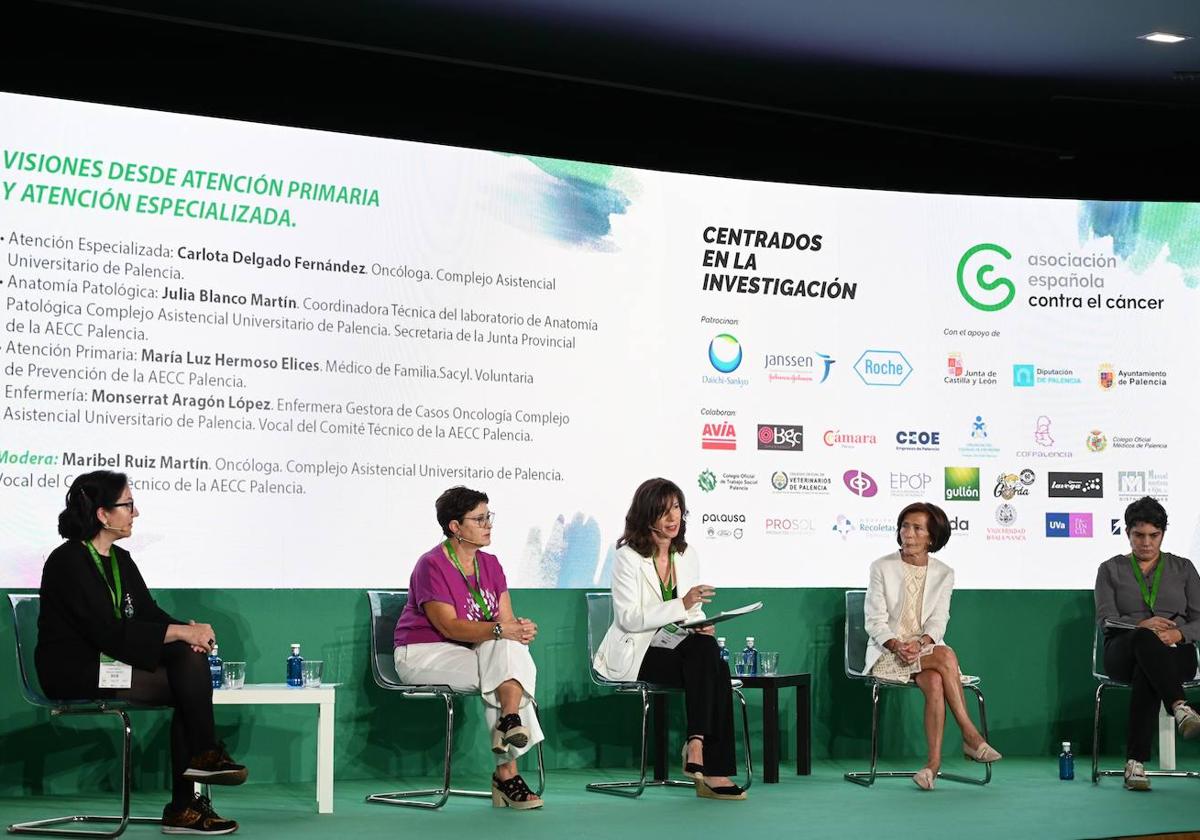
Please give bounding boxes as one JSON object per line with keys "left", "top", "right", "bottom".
{"left": 592, "top": 544, "right": 706, "bottom": 683}
{"left": 862, "top": 551, "right": 954, "bottom": 674}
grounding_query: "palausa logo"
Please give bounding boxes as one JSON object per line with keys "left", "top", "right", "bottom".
{"left": 957, "top": 243, "right": 1015, "bottom": 312}
{"left": 698, "top": 469, "right": 717, "bottom": 493}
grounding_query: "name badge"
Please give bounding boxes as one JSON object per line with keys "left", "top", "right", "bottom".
{"left": 98, "top": 654, "right": 133, "bottom": 689}
{"left": 649, "top": 623, "right": 688, "bottom": 650}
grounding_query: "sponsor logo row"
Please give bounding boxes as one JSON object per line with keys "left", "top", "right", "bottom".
{"left": 698, "top": 467, "right": 1168, "bottom": 503}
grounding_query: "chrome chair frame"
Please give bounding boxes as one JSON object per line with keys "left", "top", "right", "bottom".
{"left": 7, "top": 594, "right": 162, "bottom": 838}
{"left": 583, "top": 591, "right": 754, "bottom": 797}
{"left": 363, "top": 590, "right": 545, "bottom": 809}
{"left": 842, "top": 589, "right": 991, "bottom": 787}
{"left": 1091, "top": 624, "right": 1200, "bottom": 783}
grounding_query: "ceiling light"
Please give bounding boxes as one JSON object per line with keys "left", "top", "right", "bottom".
{"left": 1139, "top": 31, "right": 1190, "bottom": 44}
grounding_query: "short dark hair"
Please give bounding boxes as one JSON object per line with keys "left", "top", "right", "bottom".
{"left": 58, "top": 470, "right": 129, "bottom": 540}
{"left": 617, "top": 477, "right": 688, "bottom": 557}
{"left": 1125, "top": 496, "right": 1167, "bottom": 532}
{"left": 895, "top": 501, "right": 951, "bottom": 553}
{"left": 435, "top": 486, "right": 489, "bottom": 538}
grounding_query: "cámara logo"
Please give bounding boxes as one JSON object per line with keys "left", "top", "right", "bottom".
{"left": 945, "top": 466, "right": 981, "bottom": 502}
{"left": 957, "top": 243, "right": 1015, "bottom": 312}
{"left": 708, "top": 333, "right": 743, "bottom": 373}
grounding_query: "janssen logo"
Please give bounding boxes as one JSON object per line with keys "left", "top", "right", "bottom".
{"left": 763, "top": 351, "right": 835, "bottom": 384}
{"left": 1045, "top": 512, "right": 1093, "bottom": 538}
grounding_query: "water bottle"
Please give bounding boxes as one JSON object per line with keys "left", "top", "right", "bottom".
{"left": 717, "top": 637, "right": 730, "bottom": 666}
{"left": 286, "top": 643, "right": 304, "bottom": 687}
{"left": 1058, "top": 741, "right": 1074, "bottom": 780}
{"left": 208, "top": 644, "right": 223, "bottom": 689}
{"left": 740, "top": 636, "right": 759, "bottom": 677}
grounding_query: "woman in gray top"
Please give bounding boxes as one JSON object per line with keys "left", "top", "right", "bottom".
{"left": 1094, "top": 496, "right": 1200, "bottom": 792}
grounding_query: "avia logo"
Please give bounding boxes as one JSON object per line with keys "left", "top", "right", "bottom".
{"left": 1046, "top": 512, "right": 1093, "bottom": 538}
{"left": 944, "top": 466, "right": 981, "bottom": 502}
{"left": 843, "top": 469, "right": 878, "bottom": 497}
{"left": 957, "top": 243, "right": 1015, "bottom": 312}
{"left": 708, "top": 333, "right": 743, "bottom": 373}
{"left": 698, "top": 469, "right": 717, "bottom": 492}
{"left": 854, "top": 350, "right": 912, "bottom": 386}
{"left": 701, "top": 422, "right": 736, "bottom": 451}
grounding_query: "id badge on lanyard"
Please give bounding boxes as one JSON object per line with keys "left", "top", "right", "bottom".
{"left": 649, "top": 623, "right": 689, "bottom": 650}
{"left": 98, "top": 654, "right": 133, "bottom": 689}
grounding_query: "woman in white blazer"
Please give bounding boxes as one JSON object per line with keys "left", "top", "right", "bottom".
{"left": 593, "top": 478, "right": 746, "bottom": 800}
{"left": 864, "top": 501, "right": 1002, "bottom": 790}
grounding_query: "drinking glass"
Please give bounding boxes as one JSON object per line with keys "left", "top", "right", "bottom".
{"left": 222, "top": 661, "right": 246, "bottom": 690}
{"left": 303, "top": 660, "right": 324, "bottom": 688}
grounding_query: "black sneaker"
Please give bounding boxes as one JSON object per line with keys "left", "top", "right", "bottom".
{"left": 182, "top": 743, "right": 248, "bottom": 786}
{"left": 162, "top": 794, "right": 238, "bottom": 835}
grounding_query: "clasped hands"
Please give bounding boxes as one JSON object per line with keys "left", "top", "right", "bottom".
{"left": 887, "top": 637, "right": 927, "bottom": 664}
{"left": 1139, "top": 616, "right": 1183, "bottom": 645}
{"left": 499, "top": 617, "right": 538, "bottom": 644}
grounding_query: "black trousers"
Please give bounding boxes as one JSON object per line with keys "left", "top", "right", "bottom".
{"left": 103, "top": 641, "right": 217, "bottom": 806}
{"left": 1104, "top": 628, "right": 1197, "bottom": 761}
{"left": 637, "top": 633, "right": 737, "bottom": 776}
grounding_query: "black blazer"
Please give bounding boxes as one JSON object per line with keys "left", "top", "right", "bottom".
{"left": 36, "top": 540, "right": 179, "bottom": 699}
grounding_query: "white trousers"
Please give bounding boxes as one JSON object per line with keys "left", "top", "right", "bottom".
{"left": 394, "top": 639, "right": 544, "bottom": 764}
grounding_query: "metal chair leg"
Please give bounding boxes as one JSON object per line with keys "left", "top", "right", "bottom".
{"left": 1091, "top": 682, "right": 1200, "bottom": 782}
{"left": 7, "top": 709, "right": 160, "bottom": 838}
{"left": 845, "top": 681, "right": 882, "bottom": 786}
{"left": 938, "top": 685, "right": 991, "bottom": 786}
{"left": 586, "top": 688, "right": 694, "bottom": 797}
{"left": 366, "top": 693, "right": 490, "bottom": 809}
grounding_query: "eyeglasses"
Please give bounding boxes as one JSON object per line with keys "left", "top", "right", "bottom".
{"left": 110, "top": 501, "right": 136, "bottom": 511}
{"left": 463, "top": 512, "right": 496, "bottom": 525}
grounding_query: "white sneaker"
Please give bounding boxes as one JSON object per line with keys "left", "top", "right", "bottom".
{"left": 1174, "top": 703, "right": 1200, "bottom": 739}
{"left": 1124, "top": 759, "right": 1151, "bottom": 791}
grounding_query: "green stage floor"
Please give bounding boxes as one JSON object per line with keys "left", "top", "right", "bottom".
{"left": 2, "top": 759, "right": 1196, "bottom": 840}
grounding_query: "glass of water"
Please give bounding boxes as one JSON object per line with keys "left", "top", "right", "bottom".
{"left": 758, "top": 652, "right": 779, "bottom": 676}
{"left": 302, "top": 660, "right": 324, "bottom": 688}
{"left": 222, "top": 661, "right": 246, "bottom": 690}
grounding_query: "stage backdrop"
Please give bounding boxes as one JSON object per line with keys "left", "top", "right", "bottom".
{"left": 1, "top": 91, "right": 1197, "bottom": 589}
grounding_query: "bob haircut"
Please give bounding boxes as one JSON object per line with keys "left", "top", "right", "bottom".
{"left": 617, "top": 477, "right": 688, "bottom": 557}
{"left": 895, "top": 501, "right": 952, "bottom": 553}
{"left": 436, "top": 486, "right": 490, "bottom": 538}
{"left": 1124, "top": 496, "right": 1168, "bottom": 532}
{"left": 58, "top": 470, "right": 129, "bottom": 540}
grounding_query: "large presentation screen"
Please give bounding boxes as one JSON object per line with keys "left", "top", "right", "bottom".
{"left": 1, "top": 92, "right": 1195, "bottom": 589}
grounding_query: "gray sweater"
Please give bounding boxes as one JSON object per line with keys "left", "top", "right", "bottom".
{"left": 1094, "top": 552, "right": 1200, "bottom": 643}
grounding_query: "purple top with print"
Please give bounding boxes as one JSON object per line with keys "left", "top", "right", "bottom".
{"left": 394, "top": 543, "right": 508, "bottom": 646}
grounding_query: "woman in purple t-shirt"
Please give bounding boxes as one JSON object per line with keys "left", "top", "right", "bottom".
{"left": 393, "top": 486, "right": 544, "bottom": 809}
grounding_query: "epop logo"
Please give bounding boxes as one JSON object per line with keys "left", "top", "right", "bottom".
{"left": 957, "top": 243, "right": 1016, "bottom": 312}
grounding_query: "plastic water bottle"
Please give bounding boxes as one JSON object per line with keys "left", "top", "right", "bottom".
{"left": 740, "top": 636, "right": 759, "bottom": 677}
{"left": 287, "top": 643, "right": 304, "bottom": 687}
{"left": 717, "top": 637, "right": 730, "bottom": 666}
{"left": 208, "top": 644, "right": 223, "bottom": 689}
{"left": 1059, "top": 741, "right": 1074, "bottom": 780}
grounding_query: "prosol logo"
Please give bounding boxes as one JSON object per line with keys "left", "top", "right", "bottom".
{"left": 957, "top": 243, "right": 1015, "bottom": 312}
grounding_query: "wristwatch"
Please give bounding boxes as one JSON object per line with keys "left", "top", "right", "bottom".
{"left": 492, "top": 622, "right": 503, "bottom": 640}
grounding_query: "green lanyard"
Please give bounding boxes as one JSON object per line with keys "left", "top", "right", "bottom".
{"left": 656, "top": 551, "right": 677, "bottom": 602}
{"left": 1129, "top": 553, "right": 1164, "bottom": 610}
{"left": 444, "top": 539, "right": 494, "bottom": 621}
{"left": 84, "top": 541, "right": 123, "bottom": 620}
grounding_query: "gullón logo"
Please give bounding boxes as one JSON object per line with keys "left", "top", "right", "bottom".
{"left": 957, "top": 243, "right": 1015, "bottom": 312}
{"left": 945, "top": 466, "right": 981, "bottom": 502}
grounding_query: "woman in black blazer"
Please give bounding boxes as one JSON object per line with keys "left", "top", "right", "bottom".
{"left": 38, "top": 470, "right": 247, "bottom": 834}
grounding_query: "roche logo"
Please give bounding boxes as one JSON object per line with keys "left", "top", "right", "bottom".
{"left": 854, "top": 350, "right": 912, "bottom": 386}
{"left": 957, "top": 243, "right": 1015, "bottom": 312}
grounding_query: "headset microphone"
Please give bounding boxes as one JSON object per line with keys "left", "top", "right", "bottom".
{"left": 456, "top": 534, "right": 486, "bottom": 547}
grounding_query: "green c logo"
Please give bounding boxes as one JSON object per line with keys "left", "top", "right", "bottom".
{"left": 957, "top": 243, "right": 1015, "bottom": 312}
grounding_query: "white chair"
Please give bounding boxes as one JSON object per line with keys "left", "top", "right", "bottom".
{"left": 7, "top": 593, "right": 163, "bottom": 838}
{"left": 364, "top": 590, "right": 545, "bottom": 809}
{"left": 842, "top": 589, "right": 991, "bottom": 786}
{"left": 583, "top": 591, "right": 753, "bottom": 797}
{"left": 1090, "top": 623, "right": 1200, "bottom": 784}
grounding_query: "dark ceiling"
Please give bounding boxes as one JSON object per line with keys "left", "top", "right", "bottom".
{"left": 6, "top": 0, "right": 1200, "bottom": 199}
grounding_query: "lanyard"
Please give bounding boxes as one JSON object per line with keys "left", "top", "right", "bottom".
{"left": 84, "top": 541, "right": 123, "bottom": 620}
{"left": 444, "top": 539, "right": 494, "bottom": 621}
{"left": 655, "top": 551, "right": 677, "bottom": 602}
{"left": 1129, "top": 553, "right": 1164, "bottom": 610}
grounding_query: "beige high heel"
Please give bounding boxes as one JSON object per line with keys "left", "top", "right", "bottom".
{"left": 913, "top": 768, "right": 936, "bottom": 790}
{"left": 963, "top": 741, "right": 1003, "bottom": 763}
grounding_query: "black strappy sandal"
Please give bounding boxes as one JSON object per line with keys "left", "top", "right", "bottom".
{"left": 681, "top": 735, "right": 705, "bottom": 780}
{"left": 491, "top": 772, "right": 543, "bottom": 810}
{"left": 492, "top": 712, "right": 530, "bottom": 754}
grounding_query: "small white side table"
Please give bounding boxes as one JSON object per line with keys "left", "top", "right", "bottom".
{"left": 204, "top": 683, "right": 339, "bottom": 813}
